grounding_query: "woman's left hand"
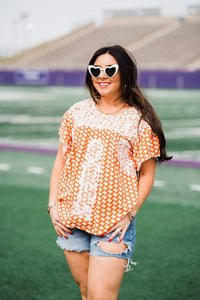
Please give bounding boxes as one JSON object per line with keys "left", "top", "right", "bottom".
{"left": 102, "top": 214, "right": 131, "bottom": 242}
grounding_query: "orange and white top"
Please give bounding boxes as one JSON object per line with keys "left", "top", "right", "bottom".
{"left": 57, "top": 99, "right": 160, "bottom": 235}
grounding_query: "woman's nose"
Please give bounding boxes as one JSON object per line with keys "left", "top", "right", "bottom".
{"left": 99, "top": 69, "right": 107, "bottom": 78}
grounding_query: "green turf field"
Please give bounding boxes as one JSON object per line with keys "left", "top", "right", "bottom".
{"left": 0, "top": 86, "right": 200, "bottom": 299}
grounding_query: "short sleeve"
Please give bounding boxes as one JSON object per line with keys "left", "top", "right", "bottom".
{"left": 132, "top": 119, "right": 160, "bottom": 171}
{"left": 59, "top": 110, "right": 73, "bottom": 159}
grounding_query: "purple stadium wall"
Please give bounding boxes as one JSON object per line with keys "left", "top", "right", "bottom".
{"left": 0, "top": 69, "right": 199, "bottom": 89}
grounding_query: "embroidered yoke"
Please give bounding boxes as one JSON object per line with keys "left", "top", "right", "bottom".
{"left": 57, "top": 99, "right": 160, "bottom": 235}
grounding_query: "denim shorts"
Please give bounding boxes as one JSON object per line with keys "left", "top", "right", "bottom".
{"left": 57, "top": 218, "right": 136, "bottom": 271}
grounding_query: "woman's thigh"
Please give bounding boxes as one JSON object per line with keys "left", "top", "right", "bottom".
{"left": 57, "top": 228, "right": 91, "bottom": 288}
{"left": 64, "top": 250, "right": 90, "bottom": 287}
{"left": 87, "top": 255, "right": 125, "bottom": 300}
{"left": 87, "top": 220, "right": 136, "bottom": 299}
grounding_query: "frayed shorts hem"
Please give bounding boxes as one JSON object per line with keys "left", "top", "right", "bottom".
{"left": 56, "top": 219, "right": 137, "bottom": 271}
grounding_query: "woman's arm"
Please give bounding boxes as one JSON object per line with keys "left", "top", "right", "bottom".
{"left": 48, "top": 143, "right": 72, "bottom": 237}
{"left": 130, "top": 157, "right": 156, "bottom": 217}
{"left": 104, "top": 158, "right": 156, "bottom": 241}
{"left": 49, "top": 143, "right": 65, "bottom": 205}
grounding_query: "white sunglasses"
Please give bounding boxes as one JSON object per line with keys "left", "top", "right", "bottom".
{"left": 88, "top": 64, "right": 119, "bottom": 78}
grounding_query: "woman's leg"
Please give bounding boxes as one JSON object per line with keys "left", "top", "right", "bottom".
{"left": 64, "top": 250, "right": 89, "bottom": 300}
{"left": 87, "top": 244, "right": 128, "bottom": 300}
{"left": 87, "top": 220, "right": 135, "bottom": 300}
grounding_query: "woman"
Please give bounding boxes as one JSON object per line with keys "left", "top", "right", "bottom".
{"left": 48, "top": 45, "right": 171, "bottom": 300}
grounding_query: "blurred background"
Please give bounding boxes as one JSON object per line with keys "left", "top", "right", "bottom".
{"left": 0, "top": 0, "right": 200, "bottom": 299}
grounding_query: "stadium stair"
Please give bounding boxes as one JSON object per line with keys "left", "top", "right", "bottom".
{"left": 127, "top": 20, "right": 181, "bottom": 52}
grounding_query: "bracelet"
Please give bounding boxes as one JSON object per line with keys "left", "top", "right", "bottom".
{"left": 127, "top": 209, "right": 136, "bottom": 222}
{"left": 129, "top": 210, "right": 135, "bottom": 219}
{"left": 46, "top": 202, "right": 56, "bottom": 213}
{"left": 127, "top": 212, "right": 133, "bottom": 222}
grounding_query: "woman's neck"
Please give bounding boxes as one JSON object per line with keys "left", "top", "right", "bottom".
{"left": 96, "top": 96, "right": 129, "bottom": 115}
{"left": 99, "top": 95, "right": 125, "bottom": 107}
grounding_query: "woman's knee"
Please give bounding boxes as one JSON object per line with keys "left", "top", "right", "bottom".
{"left": 76, "top": 280, "right": 87, "bottom": 298}
{"left": 88, "top": 288, "right": 116, "bottom": 300}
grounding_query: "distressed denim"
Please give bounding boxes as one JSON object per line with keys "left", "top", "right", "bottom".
{"left": 57, "top": 218, "right": 137, "bottom": 272}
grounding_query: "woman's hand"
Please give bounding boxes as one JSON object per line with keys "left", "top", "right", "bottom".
{"left": 49, "top": 206, "right": 72, "bottom": 238}
{"left": 102, "top": 214, "right": 131, "bottom": 242}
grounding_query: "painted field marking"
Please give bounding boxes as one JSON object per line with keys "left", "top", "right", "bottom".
{"left": 0, "top": 115, "right": 61, "bottom": 124}
{"left": 27, "top": 167, "right": 45, "bottom": 174}
{"left": 0, "top": 163, "right": 11, "bottom": 171}
{"left": 166, "top": 128, "right": 200, "bottom": 139}
{"left": 190, "top": 184, "right": 200, "bottom": 192}
{"left": 153, "top": 180, "right": 165, "bottom": 187}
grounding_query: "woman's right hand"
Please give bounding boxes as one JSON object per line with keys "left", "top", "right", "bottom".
{"left": 49, "top": 206, "right": 72, "bottom": 238}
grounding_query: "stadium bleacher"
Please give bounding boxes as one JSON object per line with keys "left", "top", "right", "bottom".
{"left": 0, "top": 14, "right": 200, "bottom": 70}
{"left": 134, "top": 16, "right": 200, "bottom": 70}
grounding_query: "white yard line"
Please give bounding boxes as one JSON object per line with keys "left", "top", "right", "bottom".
{"left": 162, "top": 119, "right": 200, "bottom": 127}
{"left": 190, "top": 184, "right": 200, "bottom": 192}
{"left": 0, "top": 137, "right": 58, "bottom": 148}
{"left": 166, "top": 128, "right": 200, "bottom": 139}
{"left": 0, "top": 115, "right": 61, "bottom": 124}
{"left": 0, "top": 88, "right": 84, "bottom": 101}
{"left": 153, "top": 180, "right": 165, "bottom": 187}
{"left": 168, "top": 150, "right": 200, "bottom": 161}
{"left": 147, "top": 89, "right": 200, "bottom": 99}
{"left": 0, "top": 163, "right": 11, "bottom": 170}
{"left": 27, "top": 167, "right": 45, "bottom": 174}
{"left": 0, "top": 91, "right": 51, "bottom": 101}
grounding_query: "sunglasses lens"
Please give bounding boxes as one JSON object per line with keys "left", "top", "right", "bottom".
{"left": 90, "top": 67, "right": 101, "bottom": 78}
{"left": 105, "top": 66, "right": 117, "bottom": 78}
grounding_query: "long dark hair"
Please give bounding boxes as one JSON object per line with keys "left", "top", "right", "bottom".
{"left": 85, "top": 45, "right": 172, "bottom": 162}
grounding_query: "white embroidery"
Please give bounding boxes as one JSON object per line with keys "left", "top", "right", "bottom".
{"left": 57, "top": 99, "right": 160, "bottom": 234}
{"left": 72, "top": 100, "right": 139, "bottom": 141}
{"left": 117, "top": 138, "right": 135, "bottom": 176}
{"left": 71, "top": 138, "right": 103, "bottom": 220}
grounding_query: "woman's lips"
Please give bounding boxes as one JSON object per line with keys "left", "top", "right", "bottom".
{"left": 98, "top": 82, "right": 110, "bottom": 88}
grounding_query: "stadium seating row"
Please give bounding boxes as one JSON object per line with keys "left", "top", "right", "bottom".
{"left": 1, "top": 14, "right": 200, "bottom": 70}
